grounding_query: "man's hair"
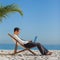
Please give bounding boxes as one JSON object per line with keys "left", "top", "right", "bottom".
{"left": 14, "top": 27, "right": 20, "bottom": 32}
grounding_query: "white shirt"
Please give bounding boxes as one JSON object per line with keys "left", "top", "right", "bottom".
{"left": 13, "top": 34, "right": 29, "bottom": 45}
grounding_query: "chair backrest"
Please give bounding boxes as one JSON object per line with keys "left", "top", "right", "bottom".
{"left": 8, "top": 33, "right": 25, "bottom": 48}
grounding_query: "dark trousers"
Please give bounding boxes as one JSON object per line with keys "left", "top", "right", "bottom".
{"left": 24, "top": 42, "right": 48, "bottom": 55}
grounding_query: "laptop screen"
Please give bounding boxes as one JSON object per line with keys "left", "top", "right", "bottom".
{"left": 34, "top": 36, "right": 38, "bottom": 42}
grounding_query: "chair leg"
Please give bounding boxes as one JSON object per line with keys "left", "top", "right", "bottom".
{"left": 14, "top": 41, "right": 18, "bottom": 54}
{"left": 28, "top": 49, "right": 36, "bottom": 55}
{"left": 15, "top": 49, "right": 27, "bottom": 54}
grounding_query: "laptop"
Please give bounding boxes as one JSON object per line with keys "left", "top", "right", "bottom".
{"left": 34, "top": 36, "right": 38, "bottom": 42}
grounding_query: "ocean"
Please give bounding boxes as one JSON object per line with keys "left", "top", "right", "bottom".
{"left": 0, "top": 44, "right": 60, "bottom": 50}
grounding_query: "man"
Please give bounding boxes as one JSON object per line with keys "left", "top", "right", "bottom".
{"left": 13, "top": 27, "right": 52, "bottom": 55}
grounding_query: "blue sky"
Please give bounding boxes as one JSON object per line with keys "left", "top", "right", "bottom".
{"left": 0, "top": 0, "right": 60, "bottom": 45}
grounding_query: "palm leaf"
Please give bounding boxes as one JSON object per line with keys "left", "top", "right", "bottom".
{"left": 0, "top": 4, "right": 23, "bottom": 22}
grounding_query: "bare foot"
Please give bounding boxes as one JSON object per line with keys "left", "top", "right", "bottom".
{"left": 46, "top": 52, "right": 52, "bottom": 55}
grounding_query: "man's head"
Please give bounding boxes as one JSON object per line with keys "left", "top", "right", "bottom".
{"left": 14, "top": 27, "right": 20, "bottom": 35}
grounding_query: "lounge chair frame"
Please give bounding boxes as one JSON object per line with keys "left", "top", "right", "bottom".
{"left": 8, "top": 33, "right": 36, "bottom": 55}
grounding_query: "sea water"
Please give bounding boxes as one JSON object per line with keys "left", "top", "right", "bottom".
{"left": 0, "top": 44, "right": 60, "bottom": 50}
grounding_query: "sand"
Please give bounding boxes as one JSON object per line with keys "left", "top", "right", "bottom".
{"left": 0, "top": 50, "right": 60, "bottom": 60}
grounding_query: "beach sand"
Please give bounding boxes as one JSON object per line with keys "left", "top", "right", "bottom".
{"left": 0, "top": 50, "right": 60, "bottom": 60}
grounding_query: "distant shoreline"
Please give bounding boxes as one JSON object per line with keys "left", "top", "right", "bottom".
{"left": 0, "top": 44, "right": 60, "bottom": 50}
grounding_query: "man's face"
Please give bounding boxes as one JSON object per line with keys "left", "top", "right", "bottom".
{"left": 15, "top": 30, "right": 20, "bottom": 35}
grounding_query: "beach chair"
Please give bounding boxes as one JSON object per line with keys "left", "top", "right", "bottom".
{"left": 8, "top": 33, "right": 36, "bottom": 55}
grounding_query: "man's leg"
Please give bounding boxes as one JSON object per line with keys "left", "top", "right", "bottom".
{"left": 36, "top": 43, "right": 48, "bottom": 55}
{"left": 24, "top": 42, "right": 48, "bottom": 55}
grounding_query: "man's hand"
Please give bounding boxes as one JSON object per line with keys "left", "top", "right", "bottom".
{"left": 28, "top": 40, "right": 32, "bottom": 43}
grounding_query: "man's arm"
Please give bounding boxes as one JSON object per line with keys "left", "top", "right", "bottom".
{"left": 20, "top": 38, "right": 32, "bottom": 43}
{"left": 14, "top": 35, "right": 32, "bottom": 44}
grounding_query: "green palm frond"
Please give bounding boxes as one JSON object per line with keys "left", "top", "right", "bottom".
{"left": 0, "top": 4, "right": 23, "bottom": 22}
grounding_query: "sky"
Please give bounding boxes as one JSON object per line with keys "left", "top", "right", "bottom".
{"left": 0, "top": 0, "right": 60, "bottom": 45}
